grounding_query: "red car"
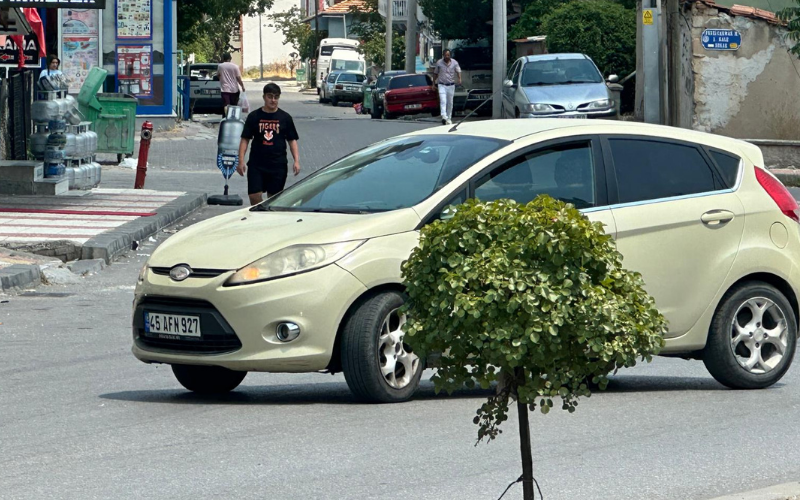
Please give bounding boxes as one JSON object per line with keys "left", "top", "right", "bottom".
{"left": 383, "top": 74, "right": 440, "bottom": 119}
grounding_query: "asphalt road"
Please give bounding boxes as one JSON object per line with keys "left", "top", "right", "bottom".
{"left": 3, "top": 90, "right": 800, "bottom": 500}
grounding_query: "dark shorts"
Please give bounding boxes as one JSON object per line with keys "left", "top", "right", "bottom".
{"left": 222, "top": 91, "right": 240, "bottom": 107}
{"left": 247, "top": 166, "right": 287, "bottom": 196}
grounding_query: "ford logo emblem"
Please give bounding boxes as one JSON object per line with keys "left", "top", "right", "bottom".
{"left": 169, "top": 265, "right": 192, "bottom": 282}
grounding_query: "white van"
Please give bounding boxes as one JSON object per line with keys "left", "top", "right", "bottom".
{"left": 316, "top": 38, "right": 360, "bottom": 91}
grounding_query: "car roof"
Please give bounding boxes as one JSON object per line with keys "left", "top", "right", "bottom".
{"left": 522, "top": 53, "right": 589, "bottom": 63}
{"left": 404, "top": 119, "right": 758, "bottom": 156}
{"left": 381, "top": 70, "right": 406, "bottom": 76}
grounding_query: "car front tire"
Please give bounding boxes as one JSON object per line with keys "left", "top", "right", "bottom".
{"left": 171, "top": 364, "right": 247, "bottom": 394}
{"left": 703, "top": 281, "right": 797, "bottom": 389}
{"left": 341, "top": 292, "right": 423, "bottom": 403}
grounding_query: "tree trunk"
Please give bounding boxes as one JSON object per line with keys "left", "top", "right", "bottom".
{"left": 516, "top": 372, "right": 534, "bottom": 500}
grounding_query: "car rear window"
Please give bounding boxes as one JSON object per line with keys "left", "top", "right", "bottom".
{"left": 609, "top": 139, "right": 726, "bottom": 204}
{"left": 389, "top": 75, "right": 431, "bottom": 89}
{"left": 338, "top": 73, "right": 365, "bottom": 83}
{"left": 708, "top": 150, "right": 741, "bottom": 188}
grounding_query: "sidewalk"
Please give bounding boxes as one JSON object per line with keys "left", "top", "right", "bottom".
{"left": 0, "top": 187, "right": 206, "bottom": 292}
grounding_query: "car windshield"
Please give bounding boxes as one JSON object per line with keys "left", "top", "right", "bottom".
{"left": 332, "top": 59, "right": 365, "bottom": 73}
{"left": 338, "top": 73, "right": 365, "bottom": 83}
{"left": 520, "top": 58, "right": 603, "bottom": 86}
{"left": 263, "top": 135, "right": 509, "bottom": 213}
{"left": 388, "top": 75, "right": 430, "bottom": 89}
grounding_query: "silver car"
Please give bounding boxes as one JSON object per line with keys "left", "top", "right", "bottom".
{"left": 501, "top": 53, "right": 618, "bottom": 119}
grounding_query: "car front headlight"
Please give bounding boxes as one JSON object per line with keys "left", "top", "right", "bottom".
{"left": 524, "top": 103, "right": 557, "bottom": 114}
{"left": 225, "top": 241, "right": 366, "bottom": 286}
{"left": 585, "top": 99, "right": 613, "bottom": 109}
{"left": 138, "top": 263, "right": 148, "bottom": 283}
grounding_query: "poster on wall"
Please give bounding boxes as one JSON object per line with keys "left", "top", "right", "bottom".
{"left": 60, "top": 10, "right": 101, "bottom": 94}
{"left": 116, "top": 44, "right": 152, "bottom": 97}
{"left": 116, "top": 0, "right": 152, "bottom": 39}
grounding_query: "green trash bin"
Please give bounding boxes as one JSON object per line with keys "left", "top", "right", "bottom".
{"left": 78, "top": 67, "right": 138, "bottom": 161}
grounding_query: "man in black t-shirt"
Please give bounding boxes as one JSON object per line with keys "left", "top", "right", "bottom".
{"left": 238, "top": 83, "right": 301, "bottom": 205}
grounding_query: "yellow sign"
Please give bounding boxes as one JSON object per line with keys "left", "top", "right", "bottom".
{"left": 643, "top": 9, "right": 653, "bottom": 25}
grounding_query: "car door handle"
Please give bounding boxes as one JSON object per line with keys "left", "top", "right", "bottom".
{"left": 701, "top": 210, "right": 735, "bottom": 225}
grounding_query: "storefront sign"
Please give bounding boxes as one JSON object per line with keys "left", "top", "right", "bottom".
{"left": 116, "top": 0, "right": 152, "bottom": 40}
{"left": 0, "top": 0, "right": 105, "bottom": 8}
{"left": 0, "top": 34, "right": 41, "bottom": 67}
{"left": 116, "top": 44, "right": 152, "bottom": 97}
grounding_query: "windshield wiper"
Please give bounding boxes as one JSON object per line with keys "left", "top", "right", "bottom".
{"left": 309, "top": 208, "right": 373, "bottom": 214}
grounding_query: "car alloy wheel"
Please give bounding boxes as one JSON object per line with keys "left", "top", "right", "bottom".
{"left": 729, "top": 297, "right": 789, "bottom": 374}
{"left": 377, "top": 307, "right": 420, "bottom": 389}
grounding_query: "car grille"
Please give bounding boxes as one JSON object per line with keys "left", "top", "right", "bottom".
{"left": 133, "top": 296, "right": 242, "bottom": 354}
{"left": 150, "top": 267, "right": 227, "bottom": 279}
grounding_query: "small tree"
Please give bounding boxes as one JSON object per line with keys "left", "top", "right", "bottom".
{"left": 777, "top": 1, "right": 800, "bottom": 56}
{"left": 402, "top": 197, "right": 666, "bottom": 500}
{"left": 541, "top": 0, "right": 636, "bottom": 78}
{"left": 349, "top": 0, "right": 406, "bottom": 70}
{"left": 267, "top": 7, "right": 316, "bottom": 61}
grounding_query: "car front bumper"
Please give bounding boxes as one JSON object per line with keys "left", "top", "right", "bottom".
{"left": 132, "top": 263, "right": 367, "bottom": 372}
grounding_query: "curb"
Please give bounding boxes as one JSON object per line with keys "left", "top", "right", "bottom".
{"left": 80, "top": 192, "right": 208, "bottom": 264}
{"left": 706, "top": 482, "right": 800, "bottom": 500}
{"left": 0, "top": 264, "right": 41, "bottom": 292}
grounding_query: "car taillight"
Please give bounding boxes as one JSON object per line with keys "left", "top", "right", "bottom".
{"left": 755, "top": 166, "right": 800, "bottom": 222}
{"left": 335, "top": 84, "right": 343, "bottom": 90}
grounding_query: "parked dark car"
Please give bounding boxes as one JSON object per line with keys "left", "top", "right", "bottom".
{"left": 187, "top": 63, "right": 223, "bottom": 114}
{"left": 369, "top": 70, "right": 406, "bottom": 119}
{"left": 383, "top": 74, "right": 440, "bottom": 119}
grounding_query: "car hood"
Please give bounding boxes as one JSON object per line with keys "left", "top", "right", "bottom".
{"left": 148, "top": 208, "right": 421, "bottom": 270}
{"left": 522, "top": 82, "right": 609, "bottom": 106}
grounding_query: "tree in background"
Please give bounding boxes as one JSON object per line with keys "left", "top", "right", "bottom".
{"left": 177, "top": 0, "right": 274, "bottom": 62}
{"left": 418, "top": 0, "right": 493, "bottom": 41}
{"left": 778, "top": 1, "right": 800, "bottom": 56}
{"left": 267, "top": 7, "right": 320, "bottom": 61}
{"left": 509, "top": 0, "right": 567, "bottom": 39}
{"left": 541, "top": 0, "right": 636, "bottom": 78}
{"left": 349, "top": 0, "right": 405, "bottom": 70}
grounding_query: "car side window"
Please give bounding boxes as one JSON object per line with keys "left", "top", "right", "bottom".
{"left": 512, "top": 62, "right": 522, "bottom": 84}
{"left": 608, "top": 139, "right": 724, "bottom": 204}
{"left": 438, "top": 189, "right": 467, "bottom": 221}
{"left": 506, "top": 61, "right": 519, "bottom": 81}
{"left": 708, "top": 149, "right": 741, "bottom": 189}
{"left": 474, "top": 142, "right": 596, "bottom": 209}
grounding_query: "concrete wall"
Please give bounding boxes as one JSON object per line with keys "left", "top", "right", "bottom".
{"left": 690, "top": 3, "right": 800, "bottom": 139}
{"left": 241, "top": 0, "right": 300, "bottom": 72}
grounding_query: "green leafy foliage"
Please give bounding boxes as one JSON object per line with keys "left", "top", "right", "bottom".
{"left": 402, "top": 197, "right": 666, "bottom": 442}
{"left": 418, "top": 0, "right": 493, "bottom": 41}
{"left": 509, "top": 0, "right": 568, "bottom": 39}
{"left": 349, "top": 0, "right": 406, "bottom": 69}
{"left": 267, "top": 7, "right": 317, "bottom": 61}
{"left": 177, "top": 0, "right": 274, "bottom": 61}
{"left": 540, "top": 0, "right": 636, "bottom": 77}
{"left": 778, "top": 2, "right": 800, "bottom": 56}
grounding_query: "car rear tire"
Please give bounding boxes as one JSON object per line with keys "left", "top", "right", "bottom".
{"left": 703, "top": 281, "right": 797, "bottom": 389}
{"left": 331, "top": 97, "right": 339, "bottom": 107}
{"left": 371, "top": 105, "right": 381, "bottom": 119}
{"left": 171, "top": 364, "right": 247, "bottom": 394}
{"left": 383, "top": 109, "right": 396, "bottom": 120}
{"left": 431, "top": 108, "right": 441, "bottom": 118}
{"left": 341, "top": 292, "right": 423, "bottom": 403}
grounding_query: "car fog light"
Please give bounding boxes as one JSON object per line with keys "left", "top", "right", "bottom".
{"left": 276, "top": 322, "right": 301, "bottom": 342}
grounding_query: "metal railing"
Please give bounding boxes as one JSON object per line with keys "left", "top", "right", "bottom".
{"left": 378, "top": 0, "right": 408, "bottom": 19}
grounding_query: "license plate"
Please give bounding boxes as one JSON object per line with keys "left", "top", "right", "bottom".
{"left": 557, "top": 115, "right": 587, "bottom": 119}
{"left": 145, "top": 312, "right": 201, "bottom": 337}
{"left": 202, "top": 89, "right": 220, "bottom": 95}
{"left": 473, "top": 94, "right": 490, "bottom": 100}
{"left": 405, "top": 104, "right": 422, "bottom": 110}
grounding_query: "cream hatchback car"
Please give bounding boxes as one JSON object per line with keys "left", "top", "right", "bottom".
{"left": 133, "top": 120, "right": 800, "bottom": 402}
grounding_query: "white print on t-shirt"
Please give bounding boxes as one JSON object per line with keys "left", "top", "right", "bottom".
{"left": 259, "top": 120, "right": 280, "bottom": 145}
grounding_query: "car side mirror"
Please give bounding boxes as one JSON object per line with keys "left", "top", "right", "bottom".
{"left": 607, "top": 74, "right": 619, "bottom": 84}
{"left": 503, "top": 79, "right": 516, "bottom": 88}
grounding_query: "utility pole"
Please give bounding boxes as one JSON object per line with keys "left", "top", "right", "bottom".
{"left": 258, "top": 13, "right": 264, "bottom": 80}
{"left": 405, "top": 0, "right": 418, "bottom": 73}
{"left": 385, "top": 0, "right": 393, "bottom": 71}
{"left": 642, "top": 0, "right": 661, "bottom": 123}
{"left": 492, "top": 0, "right": 506, "bottom": 119}
{"left": 314, "top": 0, "right": 320, "bottom": 88}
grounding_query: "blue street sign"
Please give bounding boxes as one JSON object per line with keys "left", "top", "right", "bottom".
{"left": 701, "top": 29, "right": 742, "bottom": 51}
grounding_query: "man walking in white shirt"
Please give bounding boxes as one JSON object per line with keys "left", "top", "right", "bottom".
{"left": 432, "top": 50, "right": 462, "bottom": 125}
